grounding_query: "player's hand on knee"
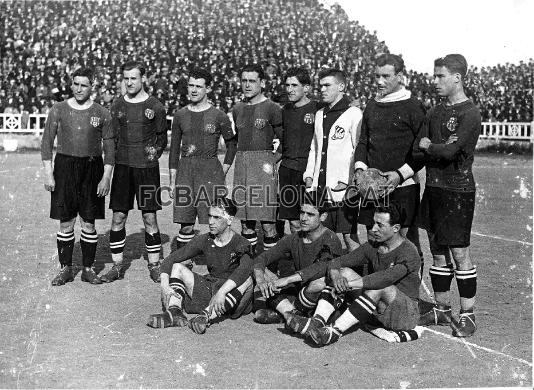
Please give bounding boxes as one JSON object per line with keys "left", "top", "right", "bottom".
{"left": 97, "top": 177, "right": 111, "bottom": 197}
{"left": 257, "top": 280, "right": 273, "bottom": 298}
{"left": 161, "top": 285, "right": 178, "bottom": 309}
{"left": 44, "top": 176, "right": 55, "bottom": 192}
{"left": 209, "top": 292, "right": 227, "bottom": 317}
{"left": 273, "top": 277, "right": 289, "bottom": 291}
{"left": 329, "top": 268, "right": 349, "bottom": 293}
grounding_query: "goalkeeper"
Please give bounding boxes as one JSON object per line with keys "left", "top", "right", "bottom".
{"left": 354, "top": 54, "right": 425, "bottom": 271}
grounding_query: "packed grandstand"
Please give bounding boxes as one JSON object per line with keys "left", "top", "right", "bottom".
{"left": 1, "top": 0, "right": 532, "bottom": 122}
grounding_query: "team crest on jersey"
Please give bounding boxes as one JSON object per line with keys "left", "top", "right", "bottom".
{"left": 205, "top": 123, "right": 216, "bottom": 134}
{"left": 145, "top": 108, "right": 155, "bottom": 119}
{"left": 331, "top": 125, "right": 345, "bottom": 140}
{"left": 446, "top": 115, "right": 458, "bottom": 133}
{"left": 254, "top": 118, "right": 267, "bottom": 129}
{"left": 303, "top": 113, "right": 314, "bottom": 125}
{"left": 90, "top": 117, "right": 100, "bottom": 127}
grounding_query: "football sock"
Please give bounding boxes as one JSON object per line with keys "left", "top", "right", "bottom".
{"left": 429, "top": 265, "right": 454, "bottom": 293}
{"left": 346, "top": 293, "right": 376, "bottom": 326}
{"left": 241, "top": 232, "right": 258, "bottom": 255}
{"left": 253, "top": 289, "right": 268, "bottom": 311}
{"left": 223, "top": 288, "right": 243, "bottom": 313}
{"left": 455, "top": 267, "right": 477, "bottom": 299}
{"left": 168, "top": 278, "right": 186, "bottom": 309}
{"left": 176, "top": 230, "right": 194, "bottom": 248}
{"left": 80, "top": 229, "right": 98, "bottom": 267}
{"left": 263, "top": 234, "right": 279, "bottom": 252}
{"left": 109, "top": 228, "right": 126, "bottom": 262}
{"left": 57, "top": 231, "right": 75, "bottom": 267}
{"left": 333, "top": 309, "right": 358, "bottom": 333}
{"left": 274, "top": 298, "right": 294, "bottom": 315}
{"left": 145, "top": 231, "right": 161, "bottom": 262}
{"left": 367, "top": 326, "right": 423, "bottom": 343}
{"left": 314, "top": 286, "right": 337, "bottom": 323}
{"left": 294, "top": 287, "right": 318, "bottom": 312}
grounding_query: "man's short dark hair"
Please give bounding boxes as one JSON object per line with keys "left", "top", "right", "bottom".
{"left": 240, "top": 64, "right": 266, "bottom": 80}
{"left": 376, "top": 53, "right": 405, "bottom": 74}
{"left": 375, "top": 202, "right": 403, "bottom": 226}
{"left": 121, "top": 61, "right": 146, "bottom": 77}
{"left": 301, "top": 190, "right": 330, "bottom": 214}
{"left": 71, "top": 67, "right": 94, "bottom": 83}
{"left": 285, "top": 67, "right": 311, "bottom": 85}
{"left": 189, "top": 68, "right": 213, "bottom": 86}
{"left": 434, "top": 54, "right": 468, "bottom": 79}
{"left": 212, "top": 197, "right": 237, "bottom": 217}
{"left": 318, "top": 68, "right": 346, "bottom": 86}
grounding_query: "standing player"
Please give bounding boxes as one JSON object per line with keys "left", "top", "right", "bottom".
{"left": 354, "top": 54, "right": 425, "bottom": 272}
{"left": 102, "top": 61, "right": 168, "bottom": 283}
{"left": 41, "top": 67, "right": 114, "bottom": 286}
{"left": 253, "top": 193, "right": 343, "bottom": 325}
{"left": 416, "top": 54, "right": 481, "bottom": 337}
{"left": 278, "top": 67, "right": 319, "bottom": 233}
{"left": 303, "top": 68, "right": 362, "bottom": 252}
{"left": 147, "top": 198, "right": 253, "bottom": 334}
{"left": 232, "top": 64, "right": 283, "bottom": 254}
{"left": 286, "top": 203, "right": 421, "bottom": 346}
{"left": 169, "top": 68, "right": 236, "bottom": 250}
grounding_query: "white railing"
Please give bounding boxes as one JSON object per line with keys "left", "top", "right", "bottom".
{"left": 1, "top": 113, "right": 532, "bottom": 142}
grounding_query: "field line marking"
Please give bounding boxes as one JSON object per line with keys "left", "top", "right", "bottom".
{"left": 422, "top": 327, "right": 532, "bottom": 367}
{"left": 472, "top": 231, "right": 532, "bottom": 246}
{"left": 421, "top": 276, "right": 531, "bottom": 366}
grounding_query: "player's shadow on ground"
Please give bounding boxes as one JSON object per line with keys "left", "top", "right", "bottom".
{"left": 71, "top": 230, "right": 170, "bottom": 275}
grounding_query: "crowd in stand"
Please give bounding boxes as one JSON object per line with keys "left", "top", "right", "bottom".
{"left": 0, "top": 0, "right": 532, "bottom": 121}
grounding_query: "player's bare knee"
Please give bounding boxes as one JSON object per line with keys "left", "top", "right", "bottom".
{"left": 306, "top": 278, "right": 326, "bottom": 294}
{"left": 237, "top": 276, "right": 253, "bottom": 293}
{"left": 261, "top": 221, "right": 277, "bottom": 237}
{"left": 59, "top": 218, "right": 76, "bottom": 233}
{"left": 450, "top": 246, "right": 472, "bottom": 269}
{"left": 111, "top": 211, "right": 127, "bottom": 229}
{"left": 170, "top": 262, "right": 191, "bottom": 278}
{"left": 142, "top": 211, "right": 158, "bottom": 233}
{"left": 80, "top": 218, "right": 95, "bottom": 233}
{"left": 179, "top": 224, "right": 194, "bottom": 234}
{"left": 340, "top": 267, "right": 360, "bottom": 279}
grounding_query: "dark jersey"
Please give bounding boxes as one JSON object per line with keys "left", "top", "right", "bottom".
{"left": 330, "top": 240, "right": 420, "bottom": 300}
{"left": 110, "top": 96, "right": 167, "bottom": 168}
{"left": 41, "top": 101, "right": 114, "bottom": 165}
{"left": 281, "top": 100, "right": 318, "bottom": 172}
{"left": 253, "top": 228, "right": 343, "bottom": 283}
{"left": 160, "top": 233, "right": 253, "bottom": 286}
{"left": 232, "top": 99, "right": 283, "bottom": 152}
{"left": 169, "top": 106, "right": 236, "bottom": 169}
{"left": 416, "top": 100, "right": 481, "bottom": 192}
{"left": 355, "top": 97, "right": 425, "bottom": 173}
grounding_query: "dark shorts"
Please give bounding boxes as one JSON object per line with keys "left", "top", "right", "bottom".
{"left": 184, "top": 273, "right": 252, "bottom": 318}
{"left": 374, "top": 288, "right": 419, "bottom": 331}
{"left": 233, "top": 151, "right": 278, "bottom": 222}
{"left": 418, "top": 186, "right": 475, "bottom": 247}
{"left": 173, "top": 157, "right": 226, "bottom": 224}
{"left": 358, "top": 184, "right": 420, "bottom": 228}
{"left": 323, "top": 202, "right": 358, "bottom": 234}
{"left": 50, "top": 153, "right": 105, "bottom": 221}
{"left": 278, "top": 165, "right": 305, "bottom": 221}
{"left": 109, "top": 164, "right": 162, "bottom": 212}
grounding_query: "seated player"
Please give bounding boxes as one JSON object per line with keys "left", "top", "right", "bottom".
{"left": 286, "top": 202, "right": 422, "bottom": 345}
{"left": 253, "top": 192, "right": 343, "bottom": 326}
{"left": 147, "top": 198, "right": 253, "bottom": 334}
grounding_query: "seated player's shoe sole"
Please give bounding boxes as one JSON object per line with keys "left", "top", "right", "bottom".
{"left": 189, "top": 312, "right": 210, "bottom": 334}
{"left": 51, "top": 266, "right": 74, "bottom": 286}
{"left": 254, "top": 308, "right": 283, "bottom": 324}
{"left": 309, "top": 325, "right": 342, "bottom": 346}
{"left": 147, "top": 308, "right": 188, "bottom": 328}
{"left": 285, "top": 313, "right": 324, "bottom": 336}
{"left": 81, "top": 269, "right": 103, "bottom": 284}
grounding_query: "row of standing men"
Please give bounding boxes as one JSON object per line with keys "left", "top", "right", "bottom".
{"left": 41, "top": 53, "right": 480, "bottom": 341}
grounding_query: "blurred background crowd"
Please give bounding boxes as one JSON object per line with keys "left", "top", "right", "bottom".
{"left": 1, "top": 0, "right": 532, "bottom": 122}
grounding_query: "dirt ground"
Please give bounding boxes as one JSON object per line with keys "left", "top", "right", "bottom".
{"left": 0, "top": 152, "right": 532, "bottom": 388}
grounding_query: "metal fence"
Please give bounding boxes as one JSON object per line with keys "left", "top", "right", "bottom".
{"left": 1, "top": 113, "right": 533, "bottom": 142}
